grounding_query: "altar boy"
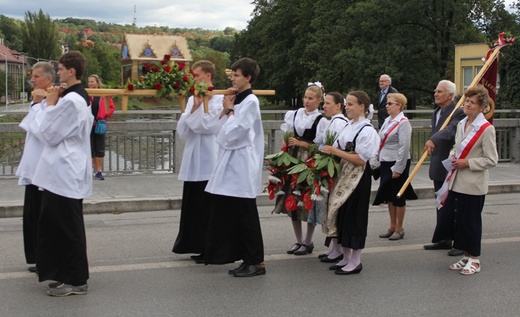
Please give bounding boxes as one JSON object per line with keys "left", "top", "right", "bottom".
{"left": 204, "top": 58, "right": 266, "bottom": 277}
{"left": 28, "top": 51, "right": 93, "bottom": 296}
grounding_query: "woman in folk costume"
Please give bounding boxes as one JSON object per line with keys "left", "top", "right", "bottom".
{"left": 275, "top": 83, "right": 326, "bottom": 256}
{"left": 432, "top": 85, "right": 498, "bottom": 275}
{"left": 314, "top": 92, "right": 349, "bottom": 263}
{"left": 373, "top": 93, "right": 417, "bottom": 241}
{"left": 320, "top": 91, "right": 379, "bottom": 275}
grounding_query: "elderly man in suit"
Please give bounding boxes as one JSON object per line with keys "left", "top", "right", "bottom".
{"left": 377, "top": 74, "right": 398, "bottom": 129}
{"left": 423, "top": 80, "right": 466, "bottom": 256}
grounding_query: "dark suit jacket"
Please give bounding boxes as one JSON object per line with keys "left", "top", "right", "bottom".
{"left": 428, "top": 101, "right": 466, "bottom": 182}
{"left": 377, "top": 86, "right": 398, "bottom": 128}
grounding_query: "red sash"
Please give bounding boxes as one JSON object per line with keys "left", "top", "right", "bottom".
{"left": 379, "top": 118, "right": 407, "bottom": 153}
{"left": 435, "top": 121, "right": 491, "bottom": 208}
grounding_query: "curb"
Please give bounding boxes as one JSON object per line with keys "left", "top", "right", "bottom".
{"left": 1, "top": 183, "right": 519, "bottom": 218}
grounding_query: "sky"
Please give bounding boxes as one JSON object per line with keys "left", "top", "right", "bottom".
{"left": 0, "top": 0, "right": 257, "bottom": 30}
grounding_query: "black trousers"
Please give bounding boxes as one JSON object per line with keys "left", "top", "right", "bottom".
{"left": 23, "top": 185, "right": 42, "bottom": 264}
{"left": 37, "top": 190, "right": 89, "bottom": 286}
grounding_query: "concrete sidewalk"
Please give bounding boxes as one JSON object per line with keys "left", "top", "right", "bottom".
{"left": 1, "top": 163, "right": 520, "bottom": 217}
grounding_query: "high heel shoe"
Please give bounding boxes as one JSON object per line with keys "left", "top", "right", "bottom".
{"left": 388, "top": 230, "right": 405, "bottom": 240}
{"left": 287, "top": 243, "right": 302, "bottom": 254}
{"left": 379, "top": 229, "right": 395, "bottom": 238}
{"left": 294, "top": 243, "right": 314, "bottom": 255}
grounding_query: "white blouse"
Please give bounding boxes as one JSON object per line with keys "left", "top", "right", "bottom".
{"left": 205, "top": 93, "right": 264, "bottom": 199}
{"left": 28, "top": 91, "right": 94, "bottom": 199}
{"left": 315, "top": 113, "right": 349, "bottom": 146}
{"left": 177, "top": 94, "right": 223, "bottom": 181}
{"left": 335, "top": 118, "right": 379, "bottom": 162}
{"left": 281, "top": 108, "right": 321, "bottom": 137}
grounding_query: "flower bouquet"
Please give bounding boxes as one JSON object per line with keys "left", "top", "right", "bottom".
{"left": 284, "top": 144, "right": 318, "bottom": 209}
{"left": 287, "top": 131, "right": 340, "bottom": 201}
{"left": 265, "top": 131, "right": 299, "bottom": 201}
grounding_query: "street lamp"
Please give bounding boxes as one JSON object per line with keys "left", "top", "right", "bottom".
{"left": 1, "top": 52, "right": 7, "bottom": 111}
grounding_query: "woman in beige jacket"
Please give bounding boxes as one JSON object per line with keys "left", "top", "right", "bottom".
{"left": 432, "top": 85, "right": 498, "bottom": 275}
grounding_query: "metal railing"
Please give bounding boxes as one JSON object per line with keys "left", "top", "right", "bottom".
{"left": 0, "top": 112, "right": 518, "bottom": 177}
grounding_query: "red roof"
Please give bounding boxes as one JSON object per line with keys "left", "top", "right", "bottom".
{"left": 0, "top": 43, "right": 23, "bottom": 64}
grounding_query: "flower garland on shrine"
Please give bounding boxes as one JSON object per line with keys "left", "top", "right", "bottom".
{"left": 126, "top": 54, "right": 213, "bottom": 98}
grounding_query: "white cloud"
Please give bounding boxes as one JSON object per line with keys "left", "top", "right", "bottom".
{"left": 0, "top": 0, "right": 255, "bottom": 30}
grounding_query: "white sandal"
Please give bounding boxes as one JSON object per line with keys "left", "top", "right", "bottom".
{"left": 460, "top": 258, "right": 480, "bottom": 275}
{"left": 449, "top": 257, "right": 469, "bottom": 270}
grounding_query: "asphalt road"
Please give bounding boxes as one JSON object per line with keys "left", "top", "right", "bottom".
{"left": 1, "top": 193, "right": 519, "bottom": 317}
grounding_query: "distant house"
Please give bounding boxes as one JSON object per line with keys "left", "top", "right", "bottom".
{"left": 84, "top": 28, "right": 95, "bottom": 36}
{"left": 120, "top": 34, "right": 192, "bottom": 85}
{"left": 0, "top": 39, "right": 24, "bottom": 102}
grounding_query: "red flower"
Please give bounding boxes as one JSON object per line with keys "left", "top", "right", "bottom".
{"left": 164, "top": 65, "right": 171, "bottom": 73}
{"left": 305, "top": 159, "right": 316, "bottom": 168}
{"left": 319, "top": 170, "right": 329, "bottom": 178}
{"left": 314, "top": 180, "right": 321, "bottom": 195}
{"left": 190, "top": 71, "right": 196, "bottom": 77}
{"left": 127, "top": 83, "right": 134, "bottom": 91}
{"left": 182, "top": 75, "right": 189, "bottom": 82}
{"left": 268, "top": 185, "right": 275, "bottom": 200}
{"left": 304, "top": 200, "right": 313, "bottom": 211}
{"left": 281, "top": 144, "right": 288, "bottom": 152}
{"left": 174, "top": 82, "right": 181, "bottom": 89}
{"left": 163, "top": 54, "right": 171, "bottom": 61}
{"left": 291, "top": 174, "right": 298, "bottom": 189}
{"left": 144, "top": 63, "right": 152, "bottom": 71}
{"left": 160, "top": 60, "right": 167, "bottom": 65}
{"left": 138, "top": 76, "right": 143, "bottom": 82}
{"left": 328, "top": 178, "right": 334, "bottom": 191}
{"left": 284, "top": 195, "right": 298, "bottom": 211}
{"left": 190, "top": 85, "right": 195, "bottom": 94}
{"left": 208, "top": 85, "right": 214, "bottom": 91}
{"left": 178, "top": 62, "right": 185, "bottom": 71}
{"left": 154, "top": 82, "right": 162, "bottom": 90}
{"left": 152, "top": 65, "right": 160, "bottom": 72}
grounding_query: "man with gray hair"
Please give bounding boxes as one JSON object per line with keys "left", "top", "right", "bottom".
{"left": 423, "top": 80, "right": 465, "bottom": 256}
{"left": 377, "top": 74, "right": 398, "bottom": 128}
{"left": 15, "top": 62, "right": 55, "bottom": 274}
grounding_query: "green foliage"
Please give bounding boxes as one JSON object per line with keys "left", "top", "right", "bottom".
{"left": 0, "top": 15, "right": 24, "bottom": 51}
{"left": 497, "top": 43, "right": 520, "bottom": 111}
{"left": 21, "top": 10, "right": 62, "bottom": 61}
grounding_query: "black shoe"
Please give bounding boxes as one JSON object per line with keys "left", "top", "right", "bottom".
{"left": 329, "top": 263, "right": 346, "bottom": 270}
{"left": 28, "top": 266, "right": 38, "bottom": 273}
{"left": 228, "top": 262, "right": 246, "bottom": 275}
{"left": 287, "top": 243, "right": 302, "bottom": 254}
{"left": 320, "top": 254, "right": 344, "bottom": 263}
{"left": 318, "top": 253, "right": 328, "bottom": 259}
{"left": 447, "top": 248, "right": 464, "bottom": 256}
{"left": 423, "top": 242, "right": 452, "bottom": 250}
{"left": 233, "top": 264, "right": 266, "bottom": 277}
{"left": 335, "top": 263, "right": 363, "bottom": 275}
{"left": 294, "top": 243, "right": 314, "bottom": 256}
{"left": 190, "top": 254, "right": 204, "bottom": 260}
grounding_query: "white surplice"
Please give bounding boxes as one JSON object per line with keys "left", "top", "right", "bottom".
{"left": 177, "top": 95, "right": 224, "bottom": 181}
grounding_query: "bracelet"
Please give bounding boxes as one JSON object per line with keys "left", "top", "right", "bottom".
{"left": 225, "top": 109, "right": 234, "bottom": 115}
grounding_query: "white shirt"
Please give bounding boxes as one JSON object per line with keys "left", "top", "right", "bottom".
{"left": 281, "top": 108, "right": 321, "bottom": 137}
{"left": 177, "top": 94, "right": 223, "bottom": 181}
{"left": 28, "top": 91, "right": 94, "bottom": 199}
{"left": 16, "top": 101, "right": 46, "bottom": 186}
{"left": 336, "top": 118, "right": 379, "bottom": 162}
{"left": 205, "top": 93, "right": 264, "bottom": 199}
{"left": 378, "top": 112, "right": 412, "bottom": 174}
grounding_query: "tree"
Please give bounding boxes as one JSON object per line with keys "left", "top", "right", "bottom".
{"left": 0, "top": 15, "right": 24, "bottom": 51}
{"left": 20, "top": 10, "right": 62, "bottom": 62}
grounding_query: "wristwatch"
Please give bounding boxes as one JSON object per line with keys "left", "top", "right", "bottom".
{"left": 225, "top": 109, "right": 234, "bottom": 115}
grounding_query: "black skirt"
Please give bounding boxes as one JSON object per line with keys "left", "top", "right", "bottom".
{"left": 337, "top": 163, "right": 372, "bottom": 250}
{"left": 172, "top": 181, "right": 211, "bottom": 254}
{"left": 37, "top": 190, "right": 89, "bottom": 286}
{"left": 373, "top": 159, "right": 417, "bottom": 206}
{"left": 205, "top": 194, "right": 264, "bottom": 265}
{"left": 432, "top": 191, "right": 485, "bottom": 256}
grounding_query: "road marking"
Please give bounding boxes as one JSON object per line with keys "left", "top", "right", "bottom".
{"left": 2, "top": 236, "right": 520, "bottom": 280}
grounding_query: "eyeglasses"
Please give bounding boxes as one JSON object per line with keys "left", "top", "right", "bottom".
{"left": 379, "top": 80, "right": 389, "bottom": 83}
{"left": 386, "top": 101, "right": 399, "bottom": 105}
